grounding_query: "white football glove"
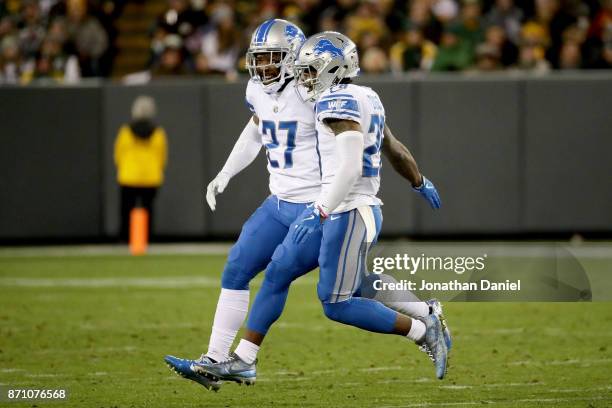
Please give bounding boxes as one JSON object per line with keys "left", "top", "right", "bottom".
{"left": 205, "top": 173, "right": 230, "bottom": 211}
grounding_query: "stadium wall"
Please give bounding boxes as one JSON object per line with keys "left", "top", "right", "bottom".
{"left": 0, "top": 73, "right": 610, "bottom": 240}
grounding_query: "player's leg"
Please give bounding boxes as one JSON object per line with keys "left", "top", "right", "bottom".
{"left": 355, "top": 217, "right": 451, "bottom": 349}
{"left": 317, "top": 206, "right": 448, "bottom": 378}
{"left": 360, "top": 274, "right": 452, "bottom": 350}
{"left": 195, "top": 210, "right": 321, "bottom": 384}
{"left": 317, "top": 207, "right": 400, "bottom": 333}
{"left": 238, "top": 224, "right": 321, "bottom": 347}
{"left": 206, "top": 196, "right": 291, "bottom": 362}
{"left": 165, "top": 196, "right": 292, "bottom": 389}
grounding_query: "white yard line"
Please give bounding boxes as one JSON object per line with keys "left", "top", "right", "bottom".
{"left": 509, "top": 358, "right": 612, "bottom": 366}
{"left": 379, "top": 396, "right": 610, "bottom": 408}
{"left": 27, "top": 345, "right": 139, "bottom": 356}
{"left": 24, "top": 373, "right": 66, "bottom": 378}
{"left": 0, "top": 368, "right": 25, "bottom": 373}
{"left": 1, "top": 242, "right": 611, "bottom": 259}
{"left": 377, "top": 378, "right": 433, "bottom": 384}
{"left": 0, "top": 275, "right": 318, "bottom": 288}
{"left": 547, "top": 386, "right": 612, "bottom": 393}
{"left": 482, "top": 382, "right": 542, "bottom": 388}
{"left": 0, "top": 243, "right": 233, "bottom": 257}
{"left": 87, "top": 372, "right": 109, "bottom": 377}
{"left": 360, "top": 366, "right": 403, "bottom": 372}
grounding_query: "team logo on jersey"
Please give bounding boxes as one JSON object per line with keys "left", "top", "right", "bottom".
{"left": 326, "top": 100, "right": 348, "bottom": 110}
{"left": 313, "top": 39, "right": 343, "bottom": 58}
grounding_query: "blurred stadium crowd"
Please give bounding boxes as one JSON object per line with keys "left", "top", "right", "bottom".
{"left": 0, "top": 0, "right": 119, "bottom": 83}
{"left": 1, "top": 0, "right": 612, "bottom": 84}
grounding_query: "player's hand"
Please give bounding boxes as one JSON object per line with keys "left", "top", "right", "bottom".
{"left": 413, "top": 175, "right": 441, "bottom": 209}
{"left": 292, "top": 206, "right": 324, "bottom": 244}
{"left": 205, "top": 173, "right": 230, "bottom": 211}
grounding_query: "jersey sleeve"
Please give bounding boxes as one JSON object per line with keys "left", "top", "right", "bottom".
{"left": 315, "top": 90, "right": 362, "bottom": 125}
{"left": 245, "top": 79, "right": 257, "bottom": 115}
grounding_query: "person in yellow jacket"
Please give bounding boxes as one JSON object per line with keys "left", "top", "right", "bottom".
{"left": 114, "top": 95, "right": 168, "bottom": 241}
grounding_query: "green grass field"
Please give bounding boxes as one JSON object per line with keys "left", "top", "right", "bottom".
{"left": 1, "top": 250, "right": 611, "bottom": 407}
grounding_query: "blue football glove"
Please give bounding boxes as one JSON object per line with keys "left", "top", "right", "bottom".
{"left": 413, "top": 175, "right": 441, "bottom": 209}
{"left": 292, "top": 206, "right": 324, "bottom": 244}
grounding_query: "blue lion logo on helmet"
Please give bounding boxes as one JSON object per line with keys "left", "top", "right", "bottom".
{"left": 285, "top": 24, "right": 305, "bottom": 44}
{"left": 313, "top": 39, "right": 344, "bottom": 59}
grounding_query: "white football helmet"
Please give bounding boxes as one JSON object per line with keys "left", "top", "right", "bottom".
{"left": 246, "top": 19, "right": 306, "bottom": 94}
{"left": 294, "top": 31, "right": 359, "bottom": 101}
{"left": 329, "top": 31, "right": 360, "bottom": 78}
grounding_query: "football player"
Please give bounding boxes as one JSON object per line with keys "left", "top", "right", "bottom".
{"left": 196, "top": 32, "right": 450, "bottom": 387}
{"left": 164, "top": 22, "right": 443, "bottom": 390}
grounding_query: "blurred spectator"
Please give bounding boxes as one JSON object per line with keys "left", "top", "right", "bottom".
{"left": 559, "top": 40, "right": 582, "bottom": 68}
{"left": 17, "top": 0, "right": 46, "bottom": 59}
{"left": 20, "top": 35, "right": 80, "bottom": 83}
{"left": 192, "top": 4, "right": 240, "bottom": 78}
{"left": 155, "top": 0, "right": 206, "bottom": 39}
{"left": 0, "top": 15, "right": 15, "bottom": 38}
{"left": 318, "top": 7, "right": 341, "bottom": 32}
{"left": 597, "top": 37, "right": 612, "bottom": 68}
{"left": 151, "top": 34, "right": 188, "bottom": 77}
{"left": 534, "top": 0, "right": 576, "bottom": 67}
{"left": 456, "top": 0, "right": 485, "bottom": 54}
{"left": 432, "top": 25, "right": 474, "bottom": 71}
{"left": 319, "top": 0, "right": 358, "bottom": 31}
{"left": 361, "top": 46, "right": 389, "bottom": 73}
{"left": 483, "top": 24, "right": 518, "bottom": 66}
{"left": 592, "top": 24, "right": 612, "bottom": 67}
{"left": 485, "top": 0, "right": 524, "bottom": 44}
{"left": 65, "top": 0, "right": 108, "bottom": 76}
{"left": 588, "top": 0, "right": 612, "bottom": 41}
{"left": 345, "top": 1, "right": 388, "bottom": 51}
{"left": 520, "top": 20, "right": 550, "bottom": 48}
{"left": 281, "top": 0, "right": 326, "bottom": 35}
{"left": 1, "top": 0, "right": 612, "bottom": 81}
{"left": 0, "top": 35, "right": 24, "bottom": 83}
{"left": 114, "top": 96, "right": 168, "bottom": 241}
{"left": 431, "top": 0, "right": 459, "bottom": 26}
{"left": 516, "top": 43, "right": 551, "bottom": 72}
{"left": 390, "top": 23, "right": 437, "bottom": 72}
{"left": 473, "top": 43, "right": 502, "bottom": 71}
{"left": 515, "top": 21, "right": 551, "bottom": 72}
{"left": 408, "top": 0, "right": 443, "bottom": 44}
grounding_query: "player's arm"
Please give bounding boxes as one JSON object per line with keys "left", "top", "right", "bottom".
{"left": 382, "top": 124, "right": 422, "bottom": 187}
{"left": 382, "top": 124, "right": 441, "bottom": 209}
{"left": 292, "top": 118, "right": 364, "bottom": 244}
{"left": 205, "top": 115, "right": 262, "bottom": 211}
{"left": 315, "top": 118, "right": 364, "bottom": 216}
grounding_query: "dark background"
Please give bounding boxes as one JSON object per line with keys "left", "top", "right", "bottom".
{"left": 1, "top": 73, "right": 611, "bottom": 241}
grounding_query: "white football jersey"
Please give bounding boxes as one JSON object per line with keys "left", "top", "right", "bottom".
{"left": 315, "top": 83, "right": 385, "bottom": 213}
{"left": 245, "top": 79, "right": 321, "bottom": 203}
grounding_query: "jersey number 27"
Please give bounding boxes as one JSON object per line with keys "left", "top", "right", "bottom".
{"left": 262, "top": 120, "right": 297, "bottom": 169}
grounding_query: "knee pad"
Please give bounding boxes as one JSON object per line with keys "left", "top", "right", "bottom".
{"left": 265, "top": 243, "right": 304, "bottom": 286}
{"left": 221, "top": 245, "right": 254, "bottom": 290}
{"left": 262, "top": 258, "right": 287, "bottom": 287}
{"left": 221, "top": 261, "right": 251, "bottom": 290}
{"left": 322, "top": 301, "right": 349, "bottom": 323}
